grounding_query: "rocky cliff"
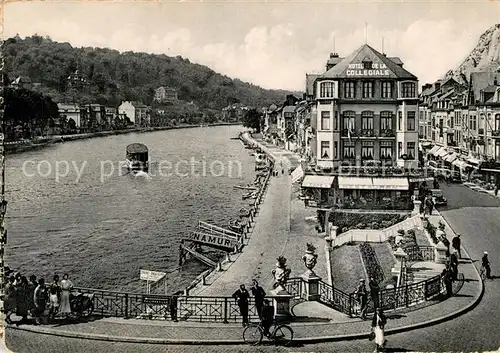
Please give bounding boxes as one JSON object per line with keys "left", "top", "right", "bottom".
{"left": 444, "top": 23, "right": 500, "bottom": 84}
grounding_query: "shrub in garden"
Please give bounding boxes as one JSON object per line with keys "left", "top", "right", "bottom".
{"left": 438, "top": 221, "right": 445, "bottom": 231}
{"left": 359, "top": 243, "right": 385, "bottom": 283}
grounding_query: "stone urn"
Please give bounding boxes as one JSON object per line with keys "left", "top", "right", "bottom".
{"left": 271, "top": 256, "right": 292, "bottom": 293}
{"left": 302, "top": 243, "right": 318, "bottom": 277}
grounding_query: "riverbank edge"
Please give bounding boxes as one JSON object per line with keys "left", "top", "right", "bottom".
{"left": 184, "top": 131, "right": 275, "bottom": 294}
{"left": 4, "top": 122, "right": 241, "bottom": 155}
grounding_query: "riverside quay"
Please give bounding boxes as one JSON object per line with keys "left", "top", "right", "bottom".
{"left": 3, "top": 15, "right": 500, "bottom": 353}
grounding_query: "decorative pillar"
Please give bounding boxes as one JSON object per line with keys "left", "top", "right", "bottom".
{"left": 412, "top": 200, "right": 422, "bottom": 216}
{"left": 391, "top": 247, "right": 408, "bottom": 278}
{"left": 434, "top": 241, "right": 448, "bottom": 264}
{"left": 271, "top": 256, "right": 293, "bottom": 319}
{"left": 301, "top": 243, "right": 321, "bottom": 301}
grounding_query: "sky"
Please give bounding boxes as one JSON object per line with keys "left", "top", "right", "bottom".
{"left": 3, "top": 1, "right": 500, "bottom": 91}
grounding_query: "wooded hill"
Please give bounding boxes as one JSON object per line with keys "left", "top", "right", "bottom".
{"left": 2, "top": 35, "right": 296, "bottom": 109}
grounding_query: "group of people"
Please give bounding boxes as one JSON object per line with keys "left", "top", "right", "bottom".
{"left": 232, "top": 280, "right": 274, "bottom": 336}
{"left": 4, "top": 269, "right": 74, "bottom": 325}
{"left": 354, "top": 277, "right": 387, "bottom": 352}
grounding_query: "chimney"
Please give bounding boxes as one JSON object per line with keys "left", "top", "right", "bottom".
{"left": 435, "top": 82, "right": 441, "bottom": 91}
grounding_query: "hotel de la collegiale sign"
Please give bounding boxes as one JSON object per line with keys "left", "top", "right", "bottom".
{"left": 345, "top": 63, "right": 391, "bottom": 76}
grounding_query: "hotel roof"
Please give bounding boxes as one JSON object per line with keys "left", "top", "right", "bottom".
{"left": 320, "top": 44, "right": 417, "bottom": 80}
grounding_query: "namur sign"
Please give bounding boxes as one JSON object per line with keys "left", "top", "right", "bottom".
{"left": 188, "top": 231, "right": 239, "bottom": 250}
{"left": 345, "top": 63, "right": 391, "bottom": 76}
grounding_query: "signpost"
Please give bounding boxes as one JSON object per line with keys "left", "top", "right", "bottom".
{"left": 187, "top": 231, "right": 239, "bottom": 251}
{"left": 140, "top": 269, "right": 167, "bottom": 294}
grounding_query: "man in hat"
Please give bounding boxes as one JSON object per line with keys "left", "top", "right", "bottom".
{"left": 451, "top": 234, "right": 462, "bottom": 259}
{"left": 482, "top": 251, "right": 492, "bottom": 279}
{"left": 354, "top": 278, "right": 368, "bottom": 320}
{"left": 261, "top": 299, "right": 274, "bottom": 337}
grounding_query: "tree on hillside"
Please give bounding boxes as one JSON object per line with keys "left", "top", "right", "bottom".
{"left": 242, "top": 108, "right": 262, "bottom": 132}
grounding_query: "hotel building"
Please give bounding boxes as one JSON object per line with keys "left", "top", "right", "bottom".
{"left": 301, "top": 44, "right": 422, "bottom": 211}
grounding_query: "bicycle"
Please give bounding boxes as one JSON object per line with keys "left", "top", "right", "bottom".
{"left": 243, "top": 320, "right": 294, "bottom": 346}
{"left": 480, "top": 265, "right": 492, "bottom": 280}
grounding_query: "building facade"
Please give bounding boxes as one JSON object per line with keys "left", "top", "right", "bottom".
{"left": 118, "top": 101, "right": 150, "bottom": 126}
{"left": 312, "top": 45, "right": 419, "bottom": 171}
{"left": 154, "top": 87, "right": 178, "bottom": 103}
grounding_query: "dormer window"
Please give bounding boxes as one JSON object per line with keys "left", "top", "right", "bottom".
{"left": 362, "top": 58, "right": 372, "bottom": 69}
{"left": 401, "top": 82, "right": 416, "bottom": 98}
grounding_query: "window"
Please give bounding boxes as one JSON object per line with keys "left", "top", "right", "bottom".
{"left": 495, "top": 114, "right": 500, "bottom": 131}
{"left": 363, "top": 60, "right": 372, "bottom": 69}
{"left": 321, "top": 141, "right": 330, "bottom": 159}
{"left": 334, "top": 141, "right": 338, "bottom": 159}
{"left": 362, "top": 81, "right": 374, "bottom": 98}
{"left": 470, "top": 115, "right": 477, "bottom": 130}
{"left": 407, "top": 111, "right": 416, "bottom": 131}
{"left": 381, "top": 81, "right": 392, "bottom": 99}
{"left": 342, "top": 111, "right": 356, "bottom": 130}
{"left": 380, "top": 111, "right": 393, "bottom": 130}
{"left": 321, "top": 111, "right": 331, "bottom": 130}
{"left": 361, "top": 111, "right": 374, "bottom": 130}
{"left": 343, "top": 141, "right": 355, "bottom": 158}
{"left": 344, "top": 82, "right": 355, "bottom": 98}
{"left": 401, "top": 82, "right": 416, "bottom": 98}
{"left": 398, "top": 111, "right": 402, "bottom": 130}
{"left": 320, "top": 82, "right": 335, "bottom": 98}
{"left": 398, "top": 141, "right": 403, "bottom": 158}
{"left": 380, "top": 141, "right": 393, "bottom": 159}
{"left": 361, "top": 141, "right": 374, "bottom": 159}
{"left": 407, "top": 142, "right": 416, "bottom": 159}
{"left": 496, "top": 141, "right": 500, "bottom": 161}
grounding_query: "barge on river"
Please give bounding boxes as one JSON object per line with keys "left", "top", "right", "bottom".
{"left": 125, "top": 143, "right": 149, "bottom": 172}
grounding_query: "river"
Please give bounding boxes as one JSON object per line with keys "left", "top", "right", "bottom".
{"left": 5, "top": 125, "right": 256, "bottom": 293}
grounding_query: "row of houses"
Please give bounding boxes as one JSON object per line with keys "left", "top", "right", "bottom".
{"left": 57, "top": 101, "right": 152, "bottom": 132}
{"left": 419, "top": 72, "right": 500, "bottom": 184}
{"left": 263, "top": 44, "right": 426, "bottom": 212}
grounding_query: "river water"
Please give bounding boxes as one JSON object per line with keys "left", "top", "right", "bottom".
{"left": 5, "top": 125, "right": 256, "bottom": 293}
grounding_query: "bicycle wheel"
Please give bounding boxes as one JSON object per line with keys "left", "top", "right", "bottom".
{"left": 272, "top": 324, "right": 294, "bottom": 346}
{"left": 480, "top": 267, "right": 486, "bottom": 280}
{"left": 243, "top": 324, "right": 263, "bottom": 345}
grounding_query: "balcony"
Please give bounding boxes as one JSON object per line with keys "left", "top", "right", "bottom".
{"left": 360, "top": 129, "right": 375, "bottom": 137}
{"left": 341, "top": 129, "right": 358, "bottom": 138}
{"left": 379, "top": 129, "right": 395, "bottom": 138}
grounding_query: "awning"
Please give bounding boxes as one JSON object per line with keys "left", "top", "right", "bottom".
{"left": 338, "top": 176, "right": 373, "bottom": 189}
{"left": 371, "top": 178, "right": 409, "bottom": 190}
{"left": 291, "top": 165, "right": 304, "bottom": 184}
{"left": 301, "top": 175, "right": 335, "bottom": 188}
{"left": 428, "top": 145, "right": 440, "bottom": 155}
{"left": 467, "top": 157, "right": 482, "bottom": 165}
{"left": 409, "top": 177, "right": 434, "bottom": 183}
{"left": 436, "top": 148, "right": 449, "bottom": 157}
{"left": 444, "top": 153, "right": 458, "bottom": 163}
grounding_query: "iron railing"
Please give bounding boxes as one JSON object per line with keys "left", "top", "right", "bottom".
{"left": 317, "top": 280, "right": 353, "bottom": 316}
{"left": 404, "top": 245, "right": 436, "bottom": 262}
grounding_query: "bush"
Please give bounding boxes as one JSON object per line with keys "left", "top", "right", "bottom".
{"left": 425, "top": 222, "right": 438, "bottom": 244}
{"left": 438, "top": 221, "right": 445, "bottom": 231}
{"left": 397, "top": 229, "right": 405, "bottom": 236}
{"left": 359, "top": 243, "right": 384, "bottom": 283}
{"left": 331, "top": 211, "right": 410, "bottom": 234}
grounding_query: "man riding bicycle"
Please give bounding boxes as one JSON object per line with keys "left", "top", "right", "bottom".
{"left": 261, "top": 299, "right": 274, "bottom": 337}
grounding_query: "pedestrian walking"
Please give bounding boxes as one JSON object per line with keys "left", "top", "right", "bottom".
{"left": 442, "top": 266, "right": 453, "bottom": 297}
{"left": 33, "top": 278, "right": 48, "bottom": 325}
{"left": 354, "top": 278, "right": 368, "bottom": 320}
{"left": 16, "top": 276, "right": 30, "bottom": 324}
{"left": 449, "top": 250, "right": 459, "bottom": 280}
{"left": 261, "top": 299, "right": 274, "bottom": 337}
{"left": 27, "top": 275, "right": 38, "bottom": 318}
{"left": 59, "top": 274, "right": 73, "bottom": 318}
{"left": 4, "top": 276, "right": 17, "bottom": 325}
{"left": 482, "top": 251, "right": 492, "bottom": 279}
{"left": 369, "top": 277, "right": 380, "bottom": 309}
{"left": 425, "top": 196, "right": 434, "bottom": 215}
{"left": 170, "top": 291, "right": 182, "bottom": 322}
{"left": 250, "top": 279, "right": 266, "bottom": 320}
{"left": 232, "top": 284, "right": 250, "bottom": 326}
{"left": 451, "top": 234, "right": 462, "bottom": 259}
{"left": 371, "top": 308, "right": 387, "bottom": 352}
{"left": 48, "top": 275, "right": 61, "bottom": 322}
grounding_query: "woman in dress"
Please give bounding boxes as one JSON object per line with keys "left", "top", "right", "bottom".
{"left": 48, "top": 275, "right": 61, "bottom": 322}
{"left": 59, "top": 273, "right": 73, "bottom": 318}
{"left": 371, "top": 308, "right": 387, "bottom": 352}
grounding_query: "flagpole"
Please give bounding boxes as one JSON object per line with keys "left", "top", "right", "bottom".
{"left": 365, "top": 22, "right": 368, "bottom": 44}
